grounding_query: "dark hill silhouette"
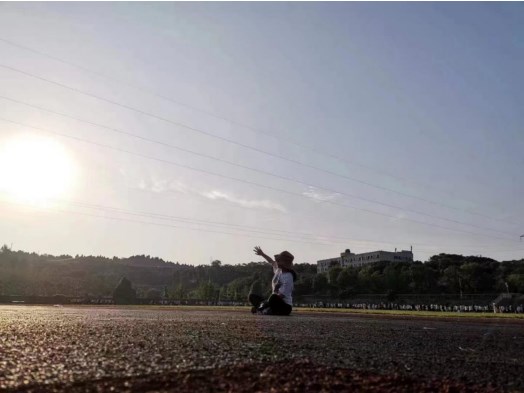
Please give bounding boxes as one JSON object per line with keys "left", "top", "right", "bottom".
{"left": 0, "top": 246, "right": 522, "bottom": 302}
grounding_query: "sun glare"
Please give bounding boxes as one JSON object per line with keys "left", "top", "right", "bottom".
{"left": 0, "top": 134, "right": 77, "bottom": 204}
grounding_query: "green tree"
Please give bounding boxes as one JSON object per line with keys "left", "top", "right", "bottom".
{"left": 224, "top": 277, "right": 252, "bottom": 301}
{"left": 358, "top": 266, "right": 386, "bottom": 293}
{"left": 197, "top": 281, "right": 216, "bottom": 301}
{"left": 336, "top": 267, "right": 359, "bottom": 297}
{"left": 409, "top": 263, "right": 438, "bottom": 293}
{"left": 384, "top": 264, "right": 401, "bottom": 292}
{"left": 248, "top": 278, "right": 266, "bottom": 296}
{"left": 460, "top": 263, "right": 489, "bottom": 293}
{"left": 313, "top": 273, "right": 329, "bottom": 294}
{"left": 336, "top": 269, "right": 351, "bottom": 288}
{"left": 328, "top": 266, "right": 343, "bottom": 285}
{"left": 112, "top": 277, "right": 137, "bottom": 304}
{"left": 294, "top": 276, "right": 313, "bottom": 298}
{"left": 506, "top": 274, "right": 524, "bottom": 293}
{"left": 173, "top": 284, "right": 188, "bottom": 300}
{"left": 1, "top": 244, "right": 11, "bottom": 254}
{"left": 146, "top": 288, "right": 162, "bottom": 300}
{"left": 441, "top": 265, "right": 461, "bottom": 293}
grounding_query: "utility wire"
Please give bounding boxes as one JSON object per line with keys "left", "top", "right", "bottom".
{"left": 120, "top": 178, "right": 508, "bottom": 250}
{"left": 79, "top": 169, "right": 522, "bottom": 251}
{"left": 0, "top": 35, "right": 467, "bottom": 202}
{"left": 0, "top": 62, "right": 514, "bottom": 226}
{"left": 55, "top": 198, "right": 524, "bottom": 252}
{"left": 0, "top": 94, "right": 517, "bottom": 238}
{"left": 61, "top": 199, "right": 349, "bottom": 243}
{"left": 4, "top": 35, "right": 513, "bottom": 227}
{"left": 2, "top": 198, "right": 523, "bottom": 258}
{"left": 0, "top": 115, "right": 518, "bottom": 243}
{"left": 0, "top": 199, "right": 361, "bottom": 247}
{"left": 55, "top": 198, "right": 446, "bottom": 249}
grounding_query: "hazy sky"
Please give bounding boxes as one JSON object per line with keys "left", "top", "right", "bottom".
{"left": 0, "top": 2, "right": 523, "bottom": 265}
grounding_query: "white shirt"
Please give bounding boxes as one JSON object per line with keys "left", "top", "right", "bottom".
{"left": 272, "top": 266, "right": 294, "bottom": 306}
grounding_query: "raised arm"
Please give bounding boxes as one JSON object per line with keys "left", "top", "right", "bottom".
{"left": 253, "top": 246, "right": 275, "bottom": 266}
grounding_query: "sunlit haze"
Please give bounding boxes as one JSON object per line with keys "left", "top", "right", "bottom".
{"left": 0, "top": 133, "right": 77, "bottom": 204}
{"left": 0, "top": 2, "right": 523, "bottom": 264}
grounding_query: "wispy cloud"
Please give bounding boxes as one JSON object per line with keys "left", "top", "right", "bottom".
{"left": 201, "top": 190, "right": 287, "bottom": 212}
{"left": 138, "top": 176, "right": 190, "bottom": 194}
{"left": 303, "top": 186, "right": 341, "bottom": 202}
{"left": 389, "top": 212, "right": 406, "bottom": 222}
{"left": 151, "top": 178, "right": 168, "bottom": 193}
{"left": 138, "top": 178, "right": 147, "bottom": 190}
{"left": 135, "top": 175, "right": 286, "bottom": 213}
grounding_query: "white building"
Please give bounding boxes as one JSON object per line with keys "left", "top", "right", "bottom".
{"left": 317, "top": 248, "right": 414, "bottom": 274}
{"left": 317, "top": 257, "right": 341, "bottom": 274}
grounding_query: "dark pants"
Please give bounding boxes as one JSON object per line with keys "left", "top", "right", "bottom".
{"left": 249, "top": 293, "right": 292, "bottom": 316}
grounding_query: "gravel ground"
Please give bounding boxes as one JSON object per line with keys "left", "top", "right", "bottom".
{"left": 0, "top": 305, "right": 522, "bottom": 392}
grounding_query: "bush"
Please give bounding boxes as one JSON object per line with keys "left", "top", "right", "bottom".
{"left": 113, "top": 277, "right": 137, "bottom": 304}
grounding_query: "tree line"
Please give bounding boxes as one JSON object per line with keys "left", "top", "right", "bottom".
{"left": 0, "top": 245, "right": 522, "bottom": 302}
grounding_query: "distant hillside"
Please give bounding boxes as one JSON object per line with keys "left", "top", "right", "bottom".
{"left": 0, "top": 245, "right": 522, "bottom": 301}
{"left": 0, "top": 245, "right": 317, "bottom": 300}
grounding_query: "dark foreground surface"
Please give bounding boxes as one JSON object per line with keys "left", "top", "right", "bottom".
{"left": 0, "top": 306, "right": 522, "bottom": 392}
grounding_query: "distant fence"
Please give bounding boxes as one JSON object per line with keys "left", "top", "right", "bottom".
{"left": 296, "top": 293, "right": 524, "bottom": 314}
{"left": 0, "top": 295, "right": 72, "bottom": 304}
{"left": 0, "top": 295, "right": 244, "bottom": 306}
{"left": 2, "top": 293, "right": 522, "bottom": 311}
{"left": 297, "top": 293, "right": 504, "bottom": 306}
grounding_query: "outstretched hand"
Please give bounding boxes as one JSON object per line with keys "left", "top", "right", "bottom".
{"left": 253, "top": 246, "right": 264, "bottom": 256}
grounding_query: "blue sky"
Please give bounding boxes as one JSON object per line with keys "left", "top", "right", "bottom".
{"left": 0, "top": 2, "right": 523, "bottom": 264}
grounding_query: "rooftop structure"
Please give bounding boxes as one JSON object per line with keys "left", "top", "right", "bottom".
{"left": 317, "top": 247, "right": 414, "bottom": 274}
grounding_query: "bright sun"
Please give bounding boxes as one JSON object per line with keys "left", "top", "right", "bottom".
{"left": 0, "top": 134, "right": 77, "bottom": 204}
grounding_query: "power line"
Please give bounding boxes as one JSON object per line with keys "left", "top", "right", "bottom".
{"left": 53, "top": 199, "right": 429, "bottom": 249}
{"left": 83, "top": 169, "right": 523, "bottom": 251}
{"left": 0, "top": 115, "right": 519, "bottom": 243}
{"left": 0, "top": 198, "right": 367, "bottom": 248}
{"left": 0, "top": 94, "right": 517, "bottom": 238}
{"left": 53, "top": 198, "right": 446, "bottom": 249}
{"left": 0, "top": 35, "right": 468, "bottom": 203}
{"left": 0, "top": 114, "right": 516, "bottom": 242}
{"left": 53, "top": 198, "right": 524, "bottom": 253}
{"left": 158, "top": 190, "right": 523, "bottom": 251}
{"left": 61, "top": 199, "right": 346, "bottom": 243}
{"left": 2, "top": 198, "right": 523, "bottom": 258}
{"left": 0, "top": 62, "right": 514, "bottom": 227}
{"left": 4, "top": 34, "right": 512, "bottom": 226}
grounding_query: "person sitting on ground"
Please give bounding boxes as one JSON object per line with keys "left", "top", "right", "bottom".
{"left": 249, "top": 246, "right": 296, "bottom": 316}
